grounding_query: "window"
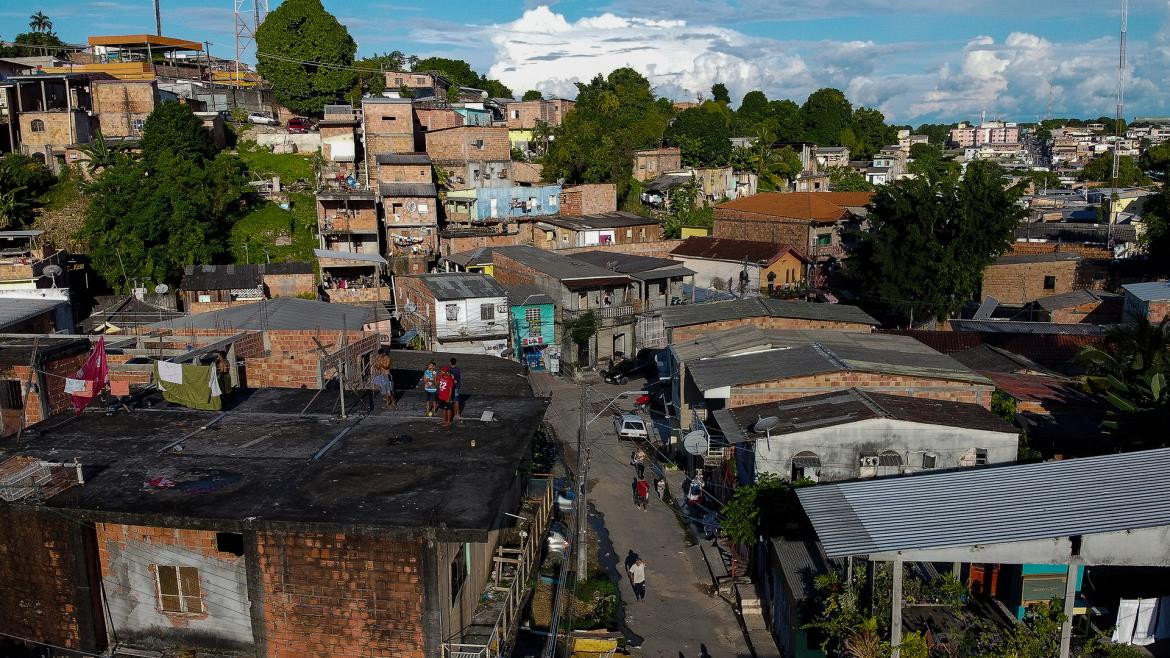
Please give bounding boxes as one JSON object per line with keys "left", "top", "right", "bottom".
{"left": 155, "top": 565, "right": 203, "bottom": 614}
{"left": 445, "top": 304, "right": 459, "bottom": 321}
{"left": 511, "top": 109, "right": 520, "bottom": 119}
{"left": 450, "top": 543, "right": 468, "bottom": 601}
{"left": 922, "top": 452, "right": 938, "bottom": 469}
{"left": 1043, "top": 275, "right": 1056, "bottom": 290}
{"left": 215, "top": 532, "right": 244, "bottom": 556}
{"left": 418, "top": 203, "right": 429, "bottom": 214}
{"left": 198, "top": 294, "right": 212, "bottom": 303}
{"left": 816, "top": 234, "right": 832, "bottom": 246}
{"left": 383, "top": 115, "right": 397, "bottom": 121}
{"left": 975, "top": 448, "right": 988, "bottom": 465}
{"left": 480, "top": 303, "right": 495, "bottom": 321}
{"left": 792, "top": 451, "right": 820, "bottom": 483}
{"left": 473, "top": 139, "right": 484, "bottom": 149}
{"left": 30, "top": 119, "right": 45, "bottom": 132}
{"left": 0, "top": 379, "right": 23, "bottom": 410}
{"left": 625, "top": 229, "right": 633, "bottom": 238}
{"left": 130, "top": 118, "right": 145, "bottom": 133}
{"left": 548, "top": 194, "right": 557, "bottom": 206}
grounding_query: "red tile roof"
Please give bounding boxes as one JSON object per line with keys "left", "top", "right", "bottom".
{"left": 669, "top": 236, "right": 809, "bottom": 265}
{"left": 716, "top": 191, "right": 873, "bottom": 222}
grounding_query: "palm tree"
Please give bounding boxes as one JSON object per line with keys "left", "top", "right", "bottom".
{"left": 1079, "top": 317, "right": 1170, "bottom": 447}
{"left": 0, "top": 187, "right": 29, "bottom": 229}
{"left": 76, "top": 131, "right": 123, "bottom": 175}
{"left": 28, "top": 11, "right": 52, "bottom": 34}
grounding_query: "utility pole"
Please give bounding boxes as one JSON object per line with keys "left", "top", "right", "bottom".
{"left": 1110, "top": 0, "right": 1129, "bottom": 222}
{"left": 576, "top": 384, "right": 588, "bottom": 577}
{"left": 154, "top": 0, "right": 162, "bottom": 36}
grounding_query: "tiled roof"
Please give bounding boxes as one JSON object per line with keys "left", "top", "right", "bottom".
{"left": 716, "top": 191, "right": 873, "bottom": 222}
{"left": 669, "top": 236, "right": 808, "bottom": 264}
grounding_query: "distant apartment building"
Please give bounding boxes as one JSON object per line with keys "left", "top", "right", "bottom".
{"left": 424, "top": 125, "right": 513, "bottom": 188}
{"left": 633, "top": 147, "right": 682, "bottom": 181}
{"left": 360, "top": 97, "right": 419, "bottom": 172}
{"left": 383, "top": 70, "right": 450, "bottom": 99}
{"left": 950, "top": 120, "right": 1020, "bottom": 148}
{"left": 504, "top": 98, "right": 574, "bottom": 130}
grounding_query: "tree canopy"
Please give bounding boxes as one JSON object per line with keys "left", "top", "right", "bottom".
{"left": 0, "top": 154, "right": 56, "bottom": 227}
{"left": 255, "top": 0, "right": 358, "bottom": 116}
{"left": 827, "top": 165, "right": 873, "bottom": 192}
{"left": 1140, "top": 142, "right": 1170, "bottom": 175}
{"left": 140, "top": 102, "right": 219, "bottom": 165}
{"left": 83, "top": 103, "right": 249, "bottom": 291}
{"left": 1079, "top": 154, "right": 1150, "bottom": 187}
{"left": 542, "top": 68, "right": 671, "bottom": 202}
{"left": 907, "top": 142, "right": 959, "bottom": 183}
{"left": 710, "top": 83, "right": 730, "bottom": 104}
{"left": 522, "top": 89, "right": 544, "bottom": 101}
{"left": 913, "top": 123, "right": 954, "bottom": 145}
{"left": 801, "top": 88, "right": 853, "bottom": 147}
{"left": 1079, "top": 318, "right": 1170, "bottom": 451}
{"left": 665, "top": 103, "right": 732, "bottom": 167}
{"left": 412, "top": 57, "right": 513, "bottom": 98}
{"left": 846, "top": 161, "right": 1026, "bottom": 324}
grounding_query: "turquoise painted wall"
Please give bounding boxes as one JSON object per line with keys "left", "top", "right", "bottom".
{"left": 511, "top": 303, "right": 555, "bottom": 359}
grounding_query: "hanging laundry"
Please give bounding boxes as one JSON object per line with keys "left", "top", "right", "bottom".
{"left": 69, "top": 337, "right": 108, "bottom": 415}
{"left": 209, "top": 367, "right": 222, "bottom": 398}
{"left": 155, "top": 362, "right": 224, "bottom": 411}
{"left": 64, "top": 378, "right": 88, "bottom": 394}
{"left": 157, "top": 360, "right": 184, "bottom": 385}
{"left": 110, "top": 380, "right": 131, "bottom": 397}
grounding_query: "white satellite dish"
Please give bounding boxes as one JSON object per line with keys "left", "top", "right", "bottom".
{"left": 406, "top": 200, "right": 418, "bottom": 213}
{"left": 42, "top": 264, "right": 64, "bottom": 277}
{"left": 754, "top": 416, "right": 780, "bottom": 435}
{"left": 683, "top": 430, "right": 709, "bottom": 456}
{"left": 154, "top": 283, "right": 170, "bottom": 294}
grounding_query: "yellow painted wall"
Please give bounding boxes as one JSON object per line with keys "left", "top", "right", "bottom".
{"left": 681, "top": 226, "right": 711, "bottom": 238}
{"left": 762, "top": 252, "right": 806, "bottom": 286}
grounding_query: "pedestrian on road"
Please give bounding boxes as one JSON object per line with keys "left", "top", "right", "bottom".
{"left": 630, "top": 448, "right": 645, "bottom": 479}
{"left": 449, "top": 357, "right": 462, "bottom": 417}
{"left": 628, "top": 558, "right": 647, "bottom": 601}
{"left": 373, "top": 350, "right": 397, "bottom": 410}
{"left": 655, "top": 478, "right": 666, "bottom": 501}
{"left": 423, "top": 361, "right": 438, "bottom": 417}
{"left": 635, "top": 477, "right": 650, "bottom": 510}
{"left": 437, "top": 365, "right": 456, "bottom": 427}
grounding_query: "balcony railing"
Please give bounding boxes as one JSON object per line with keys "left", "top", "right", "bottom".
{"left": 562, "top": 302, "right": 639, "bottom": 324}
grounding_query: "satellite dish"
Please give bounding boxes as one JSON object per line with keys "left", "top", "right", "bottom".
{"left": 42, "top": 264, "right": 63, "bottom": 277}
{"left": 154, "top": 283, "right": 170, "bottom": 294}
{"left": 406, "top": 200, "right": 418, "bottom": 213}
{"left": 683, "top": 430, "right": 709, "bottom": 456}
{"left": 404, "top": 300, "right": 417, "bottom": 313}
{"left": 754, "top": 416, "right": 781, "bottom": 434}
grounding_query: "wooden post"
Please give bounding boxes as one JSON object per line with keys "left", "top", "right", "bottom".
{"left": 891, "top": 558, "right": 903, "bottom": 658}
{"left": 1059, "top": 564, "right": 1077, "bottom": 658}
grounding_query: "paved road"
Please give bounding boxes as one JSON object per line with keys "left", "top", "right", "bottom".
{"left": 535, "top": 373, "right": 752, "bottom": 658}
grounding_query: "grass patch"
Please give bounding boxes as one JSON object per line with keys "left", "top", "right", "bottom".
{"left": 229, "top": 192, "right": 318, "bottom": 264}
{"left": 236, "top": 140, "right": 315, "bottom": 183}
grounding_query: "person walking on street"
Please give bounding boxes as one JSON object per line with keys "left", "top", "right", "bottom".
{"left": 423, "top": 361, "right": 439, "bottom": 417}
{"left": 437, "top": 365, "right": 456, "bottom": 427}
{"left": 656, "top": 478, "right": 666, "bottom": 501}
{"left": 635, "top": 477, "right": 650, "bottom": 510}
{"left": 628, "top": 558, "right": 647, "bottom": 601}
{"left": 449, "top": 358, "right": 462, "bottom": 417}
{"left": 372, "top": 350, "right": 397, "bottom": 410}
{"left": 630, "top": 448, "right": 645, "bottom": 479}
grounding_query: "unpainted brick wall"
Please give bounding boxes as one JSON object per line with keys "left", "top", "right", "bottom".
{"left": 415, "top": 108, "right": 463, "bottom": 132}
{"left": 1, "top": 351, "right": 89, "bottom": 431}
{"left": 440, "top": 232, "right": 526, "bottom": 256}
{"left": 729, "top": 372, "right": 994, "bottom": 409}
{"left": 980, "top": 260, "right": 1081, "bottom": 305}
{"left": 255, "top": 530, "right": 425, "bottom": 657}
{"left": 557, "top": 239, "right": 683, "bottom": 259}
{"left": 559, "top": 184, "right": 617, "bottom": 216}
{"left": 425, "top": 126, "right": 511, "bottom": 162}
{"left": 0, "top": 505, "right": 90, "bottom": 651}
{"left": 712, "top": 210, "right": 811, "bottom": 255}
{"left": 1008, "top": 241, "right": 1112, "bottom": 260}
{"left": 377, "top": 161, "right": 433, "bottom": 184}
{"left": 668, "top": 316, "right": 872, "bottom": 343}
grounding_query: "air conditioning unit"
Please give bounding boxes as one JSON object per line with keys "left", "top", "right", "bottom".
{"left": 859, "top": 456, "right": 879, "bottom": 467}
{"left": 922, "top": 452, "right": 938, "bottom": 469}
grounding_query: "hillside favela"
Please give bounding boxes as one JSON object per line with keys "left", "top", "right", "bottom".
{"left": 2, "top": 1, "right": 1170, "bottom": 657}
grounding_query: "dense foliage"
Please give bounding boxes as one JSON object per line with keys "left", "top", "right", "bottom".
{"left": 255, "top": 0, "right": 358, "bottom": 115}
{"left": 665, "top": 103, "right": 732, "bottom": 167}
{"left": 83, "top": 103, "right": 249, "bottom": 291}
{"left": 719, "top": 474, "right": 798, "bottom": 545}
{"left": 846, "top": 161, "right": 1026, "bottom": 323}
{"left": 522, "top": 89, "right": 544, "bottom": 101}
{"left": 1079, "top": 154, "right": 1150, "bottom": 187}
{"left": 0, "top": 154, "right": 56, "bottom": 227}
{"left": 1079, "top": 318, "right": 1170, "bottom": 449}
{"left": 412, "top": 57, "right": 513, "bottom": 98}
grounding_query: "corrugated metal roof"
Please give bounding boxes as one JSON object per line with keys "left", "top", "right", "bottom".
{"left": 993, "top": 252, "right": 1081, "bottom": 265}
{"left": 145, "top": 297, "right": 376, "bottom": 331}
{"left": 797, "top": 448, "right": 1170, "bottom": 557}
{"left": 378, "top": 182, "right": 437, "bottom": 197}
{"left": 628, "top": 266, "right": 695, "bottom": 282}
{"left": 502, "top": 284, "right": 554, "bottom": 307}
{"left": 414, "top": 273, "right": 506, "bottom": 300}
{"left": 375, "top": 153, "right": 432, "bottom": 165}
{"left": 539, "top": 212, "right": 658, "bottom": 230}
{"left": 491, "top": 245, "right": 630, "bottom": 283}
{"left": 1122, "top": 281, "right": 1170, "bottom": 302}
{"left": 949, "top": 320, "right": 1106, "bottom": 335}
{"left": 655, "top": 297, "right": 876, "bottom": 328}
{"left": 772, "top": 537, "right": 835, "bottom": 601}
{"left": 568, "top": 251, "right": 678, "bottom": 273}
{"left": 0, "top": 297, "right": 68, "bottom": 329}
{"left": 314, "top": 249, "right": 387, "bottom": 264}
{"left": 670, "top": 326, "right": 778, "bottom": 362}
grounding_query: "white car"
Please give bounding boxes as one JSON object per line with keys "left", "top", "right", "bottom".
{"left": 614, "top": 414, "right": 648, "bottom": 440}
{"left": 247, "top": 112, "right": 279, "bottom": 126}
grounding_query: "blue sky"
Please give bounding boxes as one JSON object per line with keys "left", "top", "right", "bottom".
{"left": 10, "top": 0, "right": 1170, "bottom": 122}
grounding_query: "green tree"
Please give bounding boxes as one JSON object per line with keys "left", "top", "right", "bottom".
{"left": 0, "top": 30, "right": 64, "bottom": 57}
{"left": 665, "top": 103, "right": 732, "bottom": 167}
{"left": 913, "top": 123, "right": 954, "bottom": 145}
{"left": 768, "top": 99, "right": 805, "bottom": 142}
{"left": 907, "top": 142, "right": 959, "bottom": 183}
{"left": 849, "top": 106, "right": 898, "bottom": 161}
{"left": 1079, "top": 318, "right": 1170, "bottom": 448}
{"left": 719, "top": 474, "right": 795, "bottom": 545}
{"left": 522, "top": 89, "right": 544, "bottom": 101}
{"left": 76, "top": 130, "right": 129, "bottom": 174}
{"left": 412, "top": 57, "right": 512, "bottom": 98}
{"left": 480, "top": 79, "right": 513, "bottom": 99}
{"left": 349, "top": 51, "right": 408, "bottom": 101}
{"left": 255, "top": 0, "right": 358, "bottom": 116}
{"left": 846, "top": 161, "right": 1026, "bottom": 323}
{"left": 711, "top": 82, "right": 731, "bottom": 104}
{"left": 801, "top": 88, "right": 852, "bottom": 146}
{"left": 661, "top": 178, "right": 713, "bottom": 239}
{"left": 542, "top": 68, "right": 670, "bottom": 202}
{"left": 1140, "top": 141, "right": 1170, "bottom": 174}
{"left": 1139, "top": 181, "right": 1170, "bottom": 263}
{"left": 1079, "top": 154, "right": 1149, "bottom": 186}
{"left": 28, "top": 11, "right": 52, "bottom": 33}
{"left": 737, "top": 90, "right": 769, "bottom": 121}
{"left": 140, "top": 102, "right": 217, "bottom": 165}
{"left": 827, "top": 165, "right": 873, "bottom": 192}
{"left": 0, "top": 153, "right": 56, "bottom": 226}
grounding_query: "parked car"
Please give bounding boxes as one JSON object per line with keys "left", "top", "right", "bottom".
{"left": 601, "top": 349, "right": 658, "bottom": 385}
{"left": 613, "top": 413, "right": 648, "bottom": 440}
{"left": 546, "top": 521, "right": 570, "bottom": 557}
{"left": 287, "top": 116, "right": 314, "bottom": 133}
{"left": 247, "top": 112, "right": 279, "bottom": 126}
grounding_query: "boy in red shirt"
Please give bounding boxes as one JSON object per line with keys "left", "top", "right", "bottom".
{"left": 437, "top": 365, "right": 456, "bottom": 427}
{"left": 635, "top": 477, "right": 650, "bottom": 510}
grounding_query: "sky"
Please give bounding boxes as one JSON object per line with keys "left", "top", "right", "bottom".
{"left": 10, "top": 0, "right": 1170, "bottom": 123}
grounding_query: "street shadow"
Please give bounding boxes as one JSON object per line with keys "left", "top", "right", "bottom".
{"left": 624, "top": 549, "right": 640, "bottom": 572}
{"left": 591, "top": 508, "right": 643, "bottom": 648}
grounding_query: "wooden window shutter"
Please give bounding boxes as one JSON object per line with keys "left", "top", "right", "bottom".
{"left": 179, "top": 566, "right": 204, "bottom": 613}
{"left": 156, "top": 565, "right": 182, "bottom": 612}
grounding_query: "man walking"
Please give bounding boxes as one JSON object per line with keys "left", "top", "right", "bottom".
{"left": 628, "top": 557, "right": 647, "bottom": 601}
{"left": 630, "top": 448, "right": 645, "bottom": 480}
{"left": 635, "top": 477, "right": 650, "bottom": 510}
{"left": 437, "top": 365, "right": 456, "bottom": 427}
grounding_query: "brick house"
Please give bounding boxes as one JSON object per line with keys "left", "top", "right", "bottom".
{"left": 179, "top": 263, "right": 316, "bottom": 314}
{"left": 528, "top": 212, "right": 662, "bottom": 251}
{"left": 655, "top": 296, "right": 876, "bottom": 344}
{"left": 567, "top": 251, "right": 694, "bottom": 312}
{"left": 1, "top": 73, "right": 100, "bottom": 172}
{"left": 633, "top": 147, "right": 682, "bottom": 181}
{"left": 317, "top": 189, "right": 380, "bottom": 255}
{"left": 680, "top": 330, "right": 995, "bottom": 434}
{"left": 383, "top": 70, "right": 451, "bottom": 99}
{"left": 414, "top": 106, "right": 464, "bottom": 133}
{"left": 713, "top": 191, "right": 873, "bottom": 263}
{"left": 980, "top": 253, "right": 1083, "bottom": 305}
{"left": 0, "top": 352, "right": 551, "bottom": 657}
{"left": 669, "top": 236, "right": 809, "bottom": 293}
{"left": 560, "top": 183, "right": 617, "bottom": 216}
{"left": 503, "top": 98, "right": 575, "bottom": 130}
{"left": 488, "top": 245, "right": 636, "bottom": 367}
{"left": 90, "top": 79, "right": 158, "bottom": 138}
{"left": 380, "top": 181, "right": 440, "bottom": 257}
{"left": 0, "top": 230, "right": 69, "bottom": 290}
{"left": 360, "top": 97, "right": 419, "bottom": 173}
{"left": 1121, "top": 281, "right": 1170, "bottom": 323}
{"left": 1026, "top": 289, "right": 1122, "bottom": 324}
{"left": 0, "top": 335, "right": 91, "bottom": 436}
{"left": 318, "top": 104, "right": 361, "bottom": 169}
{"left": 394, "top": 273, "right": 510, "bottom": 355}
{"left": 424, "top": 125, "right": 512, "bottom": 188}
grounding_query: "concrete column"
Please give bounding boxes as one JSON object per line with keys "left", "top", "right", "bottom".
{"left": 39, "top": 80, "right": 47, "bottom": 112}
{"left": 65, "top": 80, "right": 74, "bottom": 147}
{"left": 891, "top": 558, "right": 903, "bottom": 658}
{"left": 1059, "top": 564, "right": 1077, "bottom": 658}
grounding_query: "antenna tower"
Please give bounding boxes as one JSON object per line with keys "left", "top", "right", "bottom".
{"left": 1110, "top": 0, "right": 1128, "bottom": 199}
{"left": 233, "top": 0, "right": 269, "bottom": 89}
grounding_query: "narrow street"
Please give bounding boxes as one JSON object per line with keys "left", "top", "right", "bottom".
{"left": 532, "top": 372, "right": 753, "bottom": 658}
